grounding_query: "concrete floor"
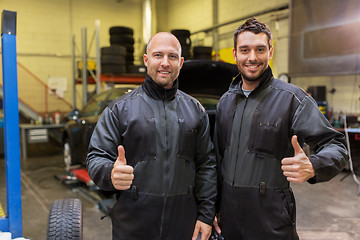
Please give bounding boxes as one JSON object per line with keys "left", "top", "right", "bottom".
{"left": 1, "top": 141, "right": 360, "bottom": 240}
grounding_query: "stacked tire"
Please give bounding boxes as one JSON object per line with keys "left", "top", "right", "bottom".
{"left": 193, "top": 46, "right": 213, "bottom": 60}
{"left": 171, "top": 29, "right": 191, "bottom": 60}
{"left": 108, "top": 26, "right": 135, "bottom": 74}
{"left": 101, "top": 45, "right": 127, "bottom": 75}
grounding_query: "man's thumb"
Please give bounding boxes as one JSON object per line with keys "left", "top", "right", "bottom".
{"left": 117, "top": 145, "right": 126, "bottom": 165}
{"left": 291, "top": 135, "right": 302, "bottom": 155}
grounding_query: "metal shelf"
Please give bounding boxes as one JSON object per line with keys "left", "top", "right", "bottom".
{"left": 76, "top": 73, "right": 145, "bottom": 85}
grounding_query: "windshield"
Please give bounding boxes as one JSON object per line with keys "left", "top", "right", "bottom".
{"left": 80, "top": 87, "right": 136, "bottom": 117}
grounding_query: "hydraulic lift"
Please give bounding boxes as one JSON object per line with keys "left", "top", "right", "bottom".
{"left": 0, "top": 10, "right": 23, "bottom": 238}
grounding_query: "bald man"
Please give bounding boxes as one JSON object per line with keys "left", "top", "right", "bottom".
{"left": 87, "top": 32, "right": 217, "bottom": 240}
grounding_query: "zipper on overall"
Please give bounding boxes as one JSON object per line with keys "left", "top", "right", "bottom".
{"left": 159, "top": 99, "right": 168, "bottom": 239}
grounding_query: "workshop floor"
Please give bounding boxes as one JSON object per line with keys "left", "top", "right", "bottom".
{"left": 1, "top": 141, "right": 360, "bottom": 240}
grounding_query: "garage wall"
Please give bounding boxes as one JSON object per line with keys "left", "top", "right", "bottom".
{"left": 161, "top": 0, "right": 357, "bottom": 117}
{"left": 0, "top": 0, "right": 357, "bottom": 119}
{"left": 0, "top": 0, "right": 143, "bottom": 114}
{"left": 160, "top": 0, "right": 289, "bottom": 85}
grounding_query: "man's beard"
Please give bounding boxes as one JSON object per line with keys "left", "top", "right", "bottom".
{"left": 239, "top": 68, "right": 266, "bottom": 82}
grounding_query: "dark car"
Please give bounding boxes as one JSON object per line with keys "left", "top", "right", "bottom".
{"left": 62, "top": 60, "right": 238, "bottom": 168}
{"left": 62, "top": 85, "right": 138, "bottom": 169}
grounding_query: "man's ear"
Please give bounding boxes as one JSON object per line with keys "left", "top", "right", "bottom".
{"left": 143, "top": 54, "right": 148, "bottom": 67}
{"left": 233, "top": 48, "right": 237, "bottom": 61}
{"left": 179, "top": 57, "right": 184, "bottom": 69}
{"left": 269, "top": 45, "right": 274, "bottom": 60}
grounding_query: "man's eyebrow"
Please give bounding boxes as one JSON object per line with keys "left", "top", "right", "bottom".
{"left": 238, "top": 44, "right": 267, "bottom": 48}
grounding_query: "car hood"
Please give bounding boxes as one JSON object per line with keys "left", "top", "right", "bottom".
{"left": 178, "top": 59, "right": 238, "bottom": 96}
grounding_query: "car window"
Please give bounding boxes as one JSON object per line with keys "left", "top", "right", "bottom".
{"left": 107, "top": 88, "right": 135, "bottom": 103}
{"left": 80, "top": 91, "right": 110, "bottom": 117}
{"left": 192, "top": 94, "right": 219, "bottom": 111}
{"left": 79, "top": 87, "right": 136, "bottom": 118}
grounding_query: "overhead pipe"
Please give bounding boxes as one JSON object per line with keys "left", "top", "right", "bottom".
{"left": 192, "top": 4, "right": 289, "bottom": 35}
{"left": 212, "top": 0, "right": 219, "bottom": 60}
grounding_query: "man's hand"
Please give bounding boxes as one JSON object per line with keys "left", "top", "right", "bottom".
{"left": 281, "top": 135, "right": 315, "bottom": 183}
{"left": 212, "top": 216, "right": 221, "bottom": 234}
{"left": 192, "top": 220, "right": 212, "bottom": 240}
{"left": 111, "top": 145, "right": 134, "bottom": 190}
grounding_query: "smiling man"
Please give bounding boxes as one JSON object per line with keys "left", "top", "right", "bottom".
{"left": 87, "top": 32, "right": 217, "bottom": 240}
{"left": 213, "top": 18, "right": 348, "bottom": 239}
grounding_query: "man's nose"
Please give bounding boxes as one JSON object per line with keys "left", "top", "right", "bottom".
{"left": 249, "top": 50, "right": 257, "bottom": 61}
{"left": 161, "top": 56, "right": 170, "bottom": 66}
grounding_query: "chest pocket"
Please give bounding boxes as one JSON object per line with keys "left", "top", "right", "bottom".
{"left": 248, "top": 92, "right": 294, "bottom": 159}
{"left": 177, "top": 99, "right": 203, "bottom": 158}
{"left": 178, "top": 117, "right": 198, "bottom": 158}
{"left": 251, "top": 120, "right": 284, "bottom": 157}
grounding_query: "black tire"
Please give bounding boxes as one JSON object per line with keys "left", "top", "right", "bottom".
{"left": 101, "top": 64, "right": 126, "bottom": 75}
{"left": 47, "top": 198, "right": 83, "bottom": 240}
{"left": 111, "top": 43, "right": 134, "bottom": 53}
{"left": 127, "top": 64, "right": 147, "bottom": 74}
{"left": 182, "top": 46, "right": 191, "bottom": 57}
{"left": 101, "top": 46, "right": 126, "bottom": 56}
{"left": 109, "top": 26, "right": 134, "bottom": 35}
{"left": 176, "top": 36, "right": 191, "bottom": 47}
{"left": 171, "top": 29, "right": 190, "bottom": 37}
{"left": 125, "top": 55, "right": 134, "bottom": 62}
{"left": 101, "top": 55, "right": 126, "bottom": 65}
{"left": 110, "top": 35, "right": 135, "bottom": 45}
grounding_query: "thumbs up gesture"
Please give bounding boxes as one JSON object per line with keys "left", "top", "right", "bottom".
{"left": 111, "top": 145, "right": 134, "bottom": 190}
{"left": 281, "top": 135, "right": 315, "bottom": 183}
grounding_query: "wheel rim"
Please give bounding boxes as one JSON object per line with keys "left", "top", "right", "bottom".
{"left": 64, "top": 141, "right": 71, "bottom": 169}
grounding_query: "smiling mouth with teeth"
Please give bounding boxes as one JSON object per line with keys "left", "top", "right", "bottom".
{"left": 246, "top": 65, "right": 260, "bottom": 70}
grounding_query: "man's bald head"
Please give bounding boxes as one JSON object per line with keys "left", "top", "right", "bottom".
{"left": 146, "top": 32, "right": 182, "bottom": 55}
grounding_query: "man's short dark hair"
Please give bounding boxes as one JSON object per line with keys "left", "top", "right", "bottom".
{"left": 233, "top": 17, "right": 272, "bottom": 49}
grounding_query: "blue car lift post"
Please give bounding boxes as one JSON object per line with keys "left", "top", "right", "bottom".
{"left": 0, "top": 10, "right": 23, "bottom": 237}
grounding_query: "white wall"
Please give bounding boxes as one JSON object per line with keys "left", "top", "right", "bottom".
{"left": 0, "top": 0, "right": 143, "bottom": 112}
{"left": 0, "top": 0, "right": 357, "bottom": 117}
{"left": 161, "top": 0, "right": 357, "bottom": 117}
{"left": 160, "top": 0, "right": 289, "bottom": 81}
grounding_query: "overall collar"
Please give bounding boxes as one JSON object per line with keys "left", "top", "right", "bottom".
{"left": 230, "top": 66, "right": 273, "bottom": 94}
{"left": 142, "top": 74, "right": 178, "bottom": 101}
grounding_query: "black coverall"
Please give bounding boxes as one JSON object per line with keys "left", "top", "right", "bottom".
{"left": 87, "top": 75, "right": 217, "bottom": 240}
{"left": 214, "top": 67, "right": 348, "bottom": 239}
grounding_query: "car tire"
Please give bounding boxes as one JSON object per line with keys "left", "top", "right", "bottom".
{"left": 47, "top": 198, "right": 83, "bottom": 240}
{"left": 63, "top": 139, "right": 72, "bottom": 170}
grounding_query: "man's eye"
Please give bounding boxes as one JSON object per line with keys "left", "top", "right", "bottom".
{"left": 240, "top": 49, "right": 248, "bottom": 53}
{"left": 170, "top": 55, "right": 177, "bottom": 59}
